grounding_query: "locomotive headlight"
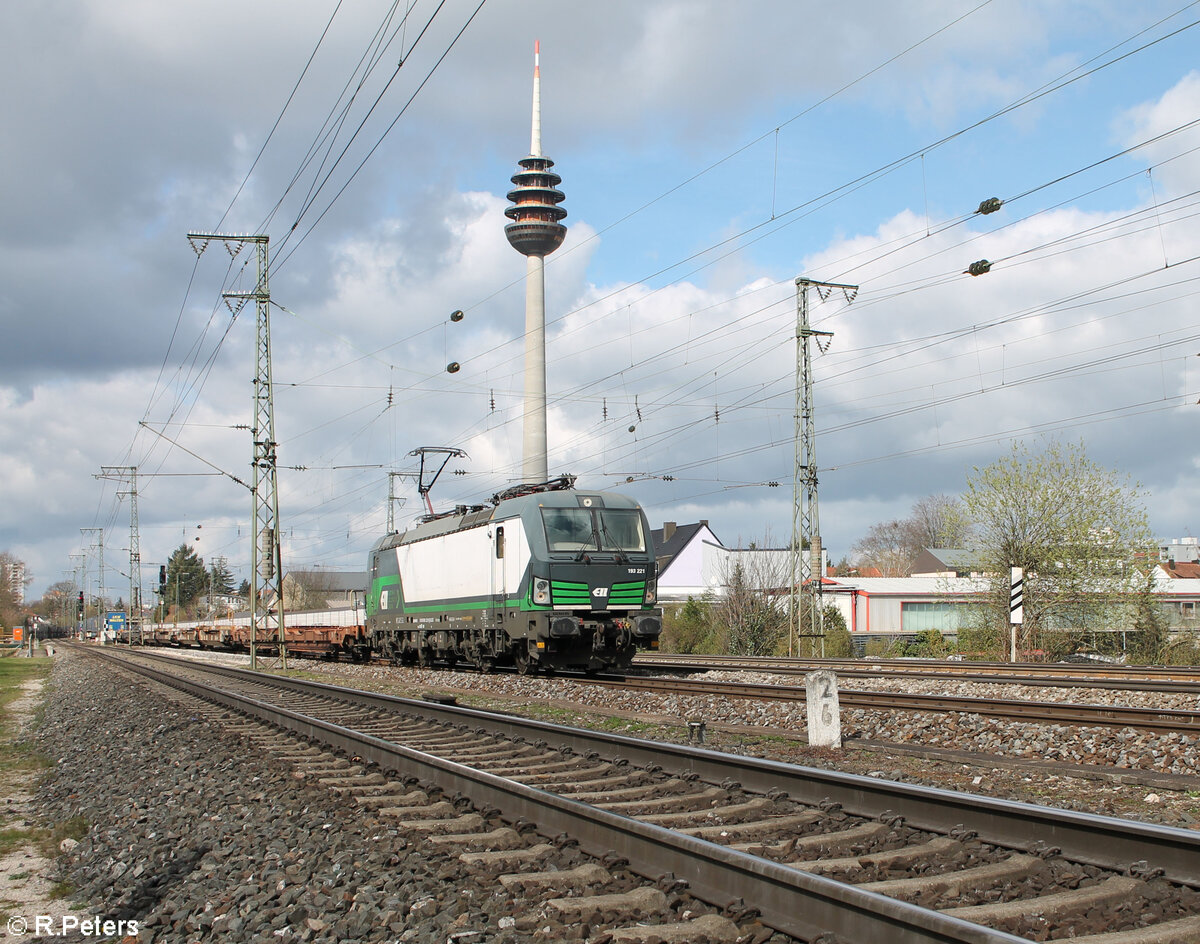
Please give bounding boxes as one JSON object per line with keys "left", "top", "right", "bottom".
{"left": 644, "top": 582, "right": 656, "bottom": 605}
{"left": 534, "top": 578, "right": 550, "bottom": 604}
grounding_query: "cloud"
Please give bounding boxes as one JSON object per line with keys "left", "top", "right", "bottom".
{"left": 5, "top": 3, "right": 1199, "bottom": 600}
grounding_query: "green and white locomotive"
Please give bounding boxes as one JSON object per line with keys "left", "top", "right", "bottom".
{"left": 365, "top": 477, "right": 662, "bottom": 673}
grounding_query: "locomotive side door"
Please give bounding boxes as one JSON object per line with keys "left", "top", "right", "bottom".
{"left": 491, "top": 524, "right": 507, "bottom": 629}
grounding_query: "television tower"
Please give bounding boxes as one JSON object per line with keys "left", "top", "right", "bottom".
{"left": 505, "top": 40, "right": 567, "bottom": 484}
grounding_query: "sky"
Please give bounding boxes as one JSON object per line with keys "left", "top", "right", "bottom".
{"left": 2, "top": 0, "right": 1199, "bottom": 604}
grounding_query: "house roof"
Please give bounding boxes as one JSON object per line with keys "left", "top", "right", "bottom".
{"left": 1161, "top": 561, "right": 1200, "bottom": 579}
{"left": 650, "top": 521, "right": 718, "bottom": 569}
{"left": 912, "top": 548, "right": 985, "bottom": 575}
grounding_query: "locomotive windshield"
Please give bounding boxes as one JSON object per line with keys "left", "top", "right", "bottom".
{"left": 542, "top": 507, "right": 647, "bottom": 553}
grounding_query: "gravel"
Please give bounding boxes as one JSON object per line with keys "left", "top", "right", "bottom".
{"left": 32, "top": 651, "right": 645, "bottom": 944}
{"left": 268, "top": 657, "right": 1200, "bottom": 778}
{"left": 140, "top": 648, "right": 1200, "bottom": 828}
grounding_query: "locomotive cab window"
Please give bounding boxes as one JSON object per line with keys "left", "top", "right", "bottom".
{"left": 543, "top": 508, "right": 646, "bottom": 554}
{"left": 495, "top": 525, "right": 505, "bottom": 559}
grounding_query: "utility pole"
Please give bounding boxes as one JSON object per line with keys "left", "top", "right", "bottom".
{"left": 789, "top": 277, "right": 857, "bottom": 658}
{"left": 188, "top": 232, "right": 286, "bottom": 670}
{"left": 98, "top": 466, "right": 142, "bottom": 645}
{"left": 80, "top": 528, "right": 104, "bottom": 639}
{"left": 69, "top": 555, "right": 85, "bottom": 637}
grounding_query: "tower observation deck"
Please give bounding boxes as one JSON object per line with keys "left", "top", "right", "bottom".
{"left": 504, "top": 156, "right": 567, "bottom": 255}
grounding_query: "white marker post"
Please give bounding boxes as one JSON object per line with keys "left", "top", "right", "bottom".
{"left": 1009, "top": 566, "right": 1024, "bottom": 662}
{"left": 804, "top": 669, "right": 841, "bottom": 748}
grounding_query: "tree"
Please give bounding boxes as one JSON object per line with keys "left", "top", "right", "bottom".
{"left": 963, "top": 440, "right": 1153, "bottom": 655}
{"left": 851, "top": 494, "right": 971, "bottom": 576}
{"left": 851, "top": 520, "right": 914, "bottom": 576}
{"left": 209, "top": 559, "right": 235, "bottom": 595}
{"left": 821, "top": 605, "right": 854, "bottom": 657}
{"left": 909, "top": 493, "right": 973, "bottom": 549}
{"left": 1128, "top": 567, "right": 1169, "bottom": 664}
{"left": 34, "top": 580, "right": 78, "bottom": 628}
{"left": 283, "top": 569, "right": 344, "bottom": 611}
{"left": 661, "top": 593, "right": 717, "bottom": 653}
{"left": 165, "top": 544, "right": 208, "bottom": 616}
{"left": 714, "top": 549, "right": 789, "bottom": 656}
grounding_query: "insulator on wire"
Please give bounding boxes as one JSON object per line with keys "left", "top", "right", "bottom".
{"left": 446, "top": 361, "right": 461, "bottom": 373}
{"left": 450, "top": 309, "right": 464, "bottom": 322}
{"left": 965, "top": 259, "right": 992, "bottom": 277}
{"left": 975, "top": 197, "right": 1003, "bottom": 215}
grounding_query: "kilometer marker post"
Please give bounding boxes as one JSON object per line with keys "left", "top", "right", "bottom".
{"left": 1009, "top": 566, "right": 1024, "bottom": 662}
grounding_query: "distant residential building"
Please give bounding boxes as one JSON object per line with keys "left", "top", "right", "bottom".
{"left": 651, "top": 521, "right": 823, "bottom": 605}
{"left": 650, "top": 521, "right": 722, "bottom": 603}
{"left": 1159, "top": 537, "right": 1200, "bottom": 565}
{"left": 281, "top": 570, "right": 366, "bottom": 610}
{"left": 4, "top": 558, "right": 26, "bottom": 606}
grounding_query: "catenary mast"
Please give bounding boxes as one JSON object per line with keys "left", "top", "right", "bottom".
{"left": 505, "top": 40, "right": 567, "bottom": 484}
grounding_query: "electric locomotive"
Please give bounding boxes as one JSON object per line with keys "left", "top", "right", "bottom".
{"left": 365, "top": 476, "right": 661, "bottom": 673}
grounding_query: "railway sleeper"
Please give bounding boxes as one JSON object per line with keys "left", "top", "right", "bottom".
{"left": 353, "top": 789, "right": 431, "bottom": 807}
{"left": 790, "top": 834, "right": 962, "bottom": 873}
{"left": 498, "top": 862, "right": 611, "bottom": 892}
{"left": 1067, "top": 913, "right": 1200, "bottom": 943}
{"left": 732, "top": 819, "right": 889, "bottom": 856}
{"left": 427, "top": 826, "right": 526, "bottom": 852}
{"left": 383, "top": 811, "right": 487, "bottom": 833}
{"left": 943, "top": 873, "right": 1141, "bottom": 924}
{"left": 513, "top": 763, "right": 617, "bottom": 785}
{"left": 638, "top": 796, "right": 772, "bottom": 828}
{"left": 458, "top": 843, "right": 557, "bottom": 871}
{"left": 317, "top": 771, "right": 388, "bottom": 787}
{"left": 376, "top": 799, "right": 458, "bottom": 819}
{"left": 605, "top": 913, "right": 741, "bottom": 944}
{"left": 571, "top": 777, "right": 691, "bottom": 804}
{"left": 860, "top": 851, "right": 1042, "bottom": 899}
{"left": 596, "top": 784, "right": 728, "bottom": 816}
{"left": 682, "top": 808, "right": 822, "bottom": 841}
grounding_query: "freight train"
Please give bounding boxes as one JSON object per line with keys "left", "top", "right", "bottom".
{"left": 135, "top": 478, "right": 662, "bottom": 673}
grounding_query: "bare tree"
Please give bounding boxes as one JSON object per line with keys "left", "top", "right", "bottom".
{"left": 909, "top": 494, "right": 972, "bottom": 548}
{"left": 852, "top": 494, "right": 972, "bottom": 576}
{"left": 284, "top": 569, "right": 342, "bottom": 611}
{"left": 713, "top": 542, "right": 790, "bottom": 656}
{"left": 851, "top": 520, "right": 918, "bottom": 576}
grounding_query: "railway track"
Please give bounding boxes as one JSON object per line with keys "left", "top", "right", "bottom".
{"left": 634, "top": 653, "right": 1200, "bottom": 693}
{"left": 74, "top": 645, "right": 1200, "bottom": 943}
{"left": 586, "top": 674, "right": 1200, "bottom": 734}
